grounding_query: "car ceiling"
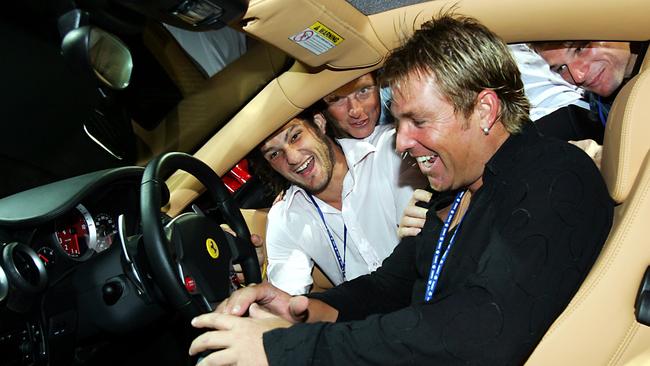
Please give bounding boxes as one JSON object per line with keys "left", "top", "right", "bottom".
{"left": 347, "top": 0, "right": 429, "bottom": 15}
{"left": 164, "top": 0, "right": 650, "bottom": 216}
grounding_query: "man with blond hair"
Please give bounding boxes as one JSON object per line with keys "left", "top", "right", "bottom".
{"left": 321, "top": 72, "right": 392, "bottom": 139}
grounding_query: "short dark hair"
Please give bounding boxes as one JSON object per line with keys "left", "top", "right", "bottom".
{"left": 248, "top": 107, "right": 322, "bottom": 197}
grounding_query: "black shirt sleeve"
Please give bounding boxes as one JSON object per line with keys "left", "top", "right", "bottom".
{"left": 307, "top": 234, "right": 419, "bottom": 321}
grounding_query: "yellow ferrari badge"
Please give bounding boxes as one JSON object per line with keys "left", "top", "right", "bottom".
{"left": 206, "top": 238, "right": 219, "bottom": 259}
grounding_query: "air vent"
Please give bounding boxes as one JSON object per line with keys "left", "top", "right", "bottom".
{"left": 1, "top": 242, "right": 47, "bottom": 293}
{"left": 0, "top": 265, "right": 7, "bottom": 301}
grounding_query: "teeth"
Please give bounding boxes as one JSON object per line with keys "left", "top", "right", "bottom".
{"left": 415, "top": 153, "right": 437, "bottom": 163}
{"left": 415, "top": 154, "right": 437, "bottom": 168}
{"left": 296, "top": 157, "right": 313, "bottom": 173}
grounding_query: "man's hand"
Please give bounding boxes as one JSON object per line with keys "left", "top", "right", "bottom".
{"left": 221, "top": 224, "right": 267, "bottom": 283}
{"left": 397, "top": 189, "right": 433, "bottom": 238}
{"left": 192, "top": 285, "right": 336, "bottom": 364}
{"left": 233, "top": 234, "right": 266, "bottom": 283}
{"left": 189, "top": 304, "right": 291, "bottom": 365}
{"left": 217, "top": 282, "right": 310, "bottom": 323}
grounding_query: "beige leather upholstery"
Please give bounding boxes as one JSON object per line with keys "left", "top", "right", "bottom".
{"left": 141, "top": 21, "right": 205, "bottom": 97}
{"left": 602, "top": 72, "right": 650, "bottom": 204}
{"left": 525, "top": 71, "right": 650, "bottom": 365}
{"left": 242, "top": 0, "right": 386, "bottom": 69}
{"left": 135, "top": 22, "right": 291, "bottom": 166}
{"left": 241, "top": 208, "right": 269, "bottom": 279}
{"left": 311, "top": 266, "right": 334, "bottom": 293}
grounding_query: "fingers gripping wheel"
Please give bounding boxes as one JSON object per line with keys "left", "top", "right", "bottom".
{"left": 141, "top": 152, "right": 261, "bottom": 318}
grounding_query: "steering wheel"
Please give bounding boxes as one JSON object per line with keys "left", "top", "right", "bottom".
{"left": 140, "top": 152, "right": 261, "bottom": 319}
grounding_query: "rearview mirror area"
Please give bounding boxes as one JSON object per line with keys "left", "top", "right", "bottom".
{"left": 61, "top": 25, "right": 133, "bottom": 90}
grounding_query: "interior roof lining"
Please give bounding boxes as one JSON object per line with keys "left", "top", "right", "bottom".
{"left": 347, "top": 0, "right": 428, "bottom": 15}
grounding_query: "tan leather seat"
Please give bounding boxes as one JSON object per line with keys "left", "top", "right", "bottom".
{"left": 525, "top": 71, "right": 650, "bottom": 365}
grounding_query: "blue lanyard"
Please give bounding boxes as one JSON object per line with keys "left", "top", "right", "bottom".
{"left": 306, "top": 193, "right": 347, "bottom": 281}
{"left": 596, "top": 95, "right": 607, "bottom": 127}
{"left": 424, "top": 190, "right": 466, "bottom": 302}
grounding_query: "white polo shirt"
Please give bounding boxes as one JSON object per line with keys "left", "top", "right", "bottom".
{"left": 265, "top": 125, "right": 426, "bottom": 295}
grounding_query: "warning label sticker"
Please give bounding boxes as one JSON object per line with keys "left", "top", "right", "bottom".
{"left": 289, "top": 21, "right": 344, "bottom": 55}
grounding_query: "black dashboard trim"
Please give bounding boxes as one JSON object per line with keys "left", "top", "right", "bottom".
{"left": 0, "top": 167, "right": 144, "bottom": 227}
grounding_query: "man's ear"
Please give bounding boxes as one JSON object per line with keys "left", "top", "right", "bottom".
{"left": 476, "top": 89, "right": 500, "bottom": 130}
{"left": 313, "top": 112, "right": 327, "bottom": 134}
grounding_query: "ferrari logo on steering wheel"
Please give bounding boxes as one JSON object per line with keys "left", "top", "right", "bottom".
{"left": 206, "top": 238, "right": 219, "bottom": 259}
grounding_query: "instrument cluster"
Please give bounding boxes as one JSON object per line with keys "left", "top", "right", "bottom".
{"left": 30, "top": 183, "right": 140, "bottom": 275}
{"left": 52, "top": 204, "right": 117, "bottom": 260}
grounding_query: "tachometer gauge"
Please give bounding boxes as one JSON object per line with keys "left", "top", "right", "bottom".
{"left": 94, "top": 213, "right": 117, "bottom": 253}
{"left": 53, "top": 204, "right": 96, "bottom": 260}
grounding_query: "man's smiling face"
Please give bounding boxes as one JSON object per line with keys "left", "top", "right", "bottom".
{"left": 323, "top": 73, "right": 381, "bottom": 139}
{"left": 260, "top": 115, "right": 335, "bottom": 194}
{"left": 393, "top": 72, "right": 487, "bottom": 193}
{"left": 538, "top": 41, "right": 632, "bottom": 97}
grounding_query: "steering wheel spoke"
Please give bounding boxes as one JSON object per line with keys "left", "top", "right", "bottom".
{"left": 140, "top": 152, "right": 261, "bottom": 319}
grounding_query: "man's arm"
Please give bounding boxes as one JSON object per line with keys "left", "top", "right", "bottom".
{"left": 307, "top": 233, "right": 419, "bottom": 321}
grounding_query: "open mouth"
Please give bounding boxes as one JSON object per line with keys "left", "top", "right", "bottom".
{"left": 350, "top": 118, "right": 369, "bottom": 128}
{"left": 295, "top": 156, "right": 314, "bottom": 175}
{"left": 415, "top": 154, "right": 439, "bottom": 169}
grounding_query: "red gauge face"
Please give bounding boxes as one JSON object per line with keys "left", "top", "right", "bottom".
{"left": 54, "top": 205, "right": 94, "bottom": 259}
{"left": 37, "top": 247, "right": 56, "bottom": 267}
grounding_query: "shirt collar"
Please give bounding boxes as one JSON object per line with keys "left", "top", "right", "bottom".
{"left": 283, "top": 125, "right": 390, "bottom": 208}
{"left": 283, "top": 184, "right": 308, "bottom": 209}
{"left": 422, "top": 122, "right": 539, "bottom": 219}
{"left": 336, "top": 125, "right": 384, "bottom": 167}
{"left": 483, "top": 120, "right": 539, "bottom": 181}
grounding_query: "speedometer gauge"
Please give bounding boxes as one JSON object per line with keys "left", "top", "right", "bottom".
{"left": 94, "top": 213, "right": 117, "bottom": 253}
{"left": 53, "top": 204, "right": 96, "bottom": 260}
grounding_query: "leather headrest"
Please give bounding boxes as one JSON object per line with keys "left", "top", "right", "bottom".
{"left": 601, "top": 71, "right": 650, "bottom": 204}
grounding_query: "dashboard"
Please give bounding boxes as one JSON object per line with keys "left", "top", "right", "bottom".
{"left": 1, "top": 171, "right": 142, "bottom": 286}
{"left": 26, "top": 182, "right": 140, "bottom": 284}
{"left": 0, "top": 167, "right": 147, "bottom": 365}
{"left": 0, "top": 164, "right": 247, "bottom": 366}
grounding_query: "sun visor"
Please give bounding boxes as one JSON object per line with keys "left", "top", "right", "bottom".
{"left": 241, "top": 0, "right": 386, "bottom": 69}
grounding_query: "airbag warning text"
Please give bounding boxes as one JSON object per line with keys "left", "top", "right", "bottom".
{"left": 289, "top": 21, "right": 344, "bottom": 56}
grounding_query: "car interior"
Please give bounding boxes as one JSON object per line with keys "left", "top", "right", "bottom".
{"left": 1, "top": 0, "right": 649, "bottom": 365}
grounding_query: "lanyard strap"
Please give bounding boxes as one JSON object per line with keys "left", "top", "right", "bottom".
{"left": 596, "top": 95, "right": 608, "bottom": 127}
{"left": 424, "top": 190, "right": 466, "bottom": 302}
{"left": 306, "top": 193, "right": 347, "bottom": 281}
